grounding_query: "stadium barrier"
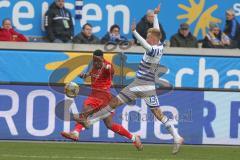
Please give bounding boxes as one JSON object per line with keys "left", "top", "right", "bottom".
{"left": 0, "top": 42, "right": 240, "bottom": 145}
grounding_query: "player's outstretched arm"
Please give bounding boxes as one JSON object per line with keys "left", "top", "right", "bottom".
{"left": 131, "top": 21, "right": 152, "bottom": 52}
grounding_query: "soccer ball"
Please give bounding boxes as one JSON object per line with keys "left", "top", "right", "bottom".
{"left": 64, "top": 82, "right": 80, "bottom": 98}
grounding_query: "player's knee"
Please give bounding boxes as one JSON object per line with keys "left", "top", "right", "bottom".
{"left": 82, "top": 105, "right": 90, "bottom": 111}
{"left": 109, "top": 97, "right": 121, "bottom": 108}
{"left": 81, "top": 105, "right": 94, "bottom": 116}
{"left": 109, "top": 100, "right": 116, "bottom": 107}
{"left": 151, "top": 107, "right": 158, "bottom": 112}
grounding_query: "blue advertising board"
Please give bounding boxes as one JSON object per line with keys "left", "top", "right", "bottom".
{"left": 125, "top": 53, "right": 240, "bottom": 89}
{"left": 0, "top": 0, "right": 239, "bottom": 39}
{"left": 0, "top": 84, "right": 240, "bottom": 145}
{"left": 1, "top": 50, "right": 240, "bottom": 89}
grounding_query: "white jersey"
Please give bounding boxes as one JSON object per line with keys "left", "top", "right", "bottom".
{"left": 133, "top": 13, "right": 163, "bottom": 82}
{"left": 136, "top": 44, "right": 164, "bottom": 81}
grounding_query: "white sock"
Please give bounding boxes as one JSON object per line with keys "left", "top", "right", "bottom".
{"left": 88, "top": 105, "right": 113, "bottom": 125}
{"left": 72, "top": 131, "right": 79, "bottom": 137}
{"left": 161, "top": 115, "right": 180, "bottom": 140}
{"left": 131, "top": 135, "right": 136, "bottom": 142}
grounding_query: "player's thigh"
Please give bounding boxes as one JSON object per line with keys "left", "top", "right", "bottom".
{"left": 116, "top": 82, "right": 138, "bottom": 105}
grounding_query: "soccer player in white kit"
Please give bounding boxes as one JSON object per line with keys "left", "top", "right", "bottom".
{"left": 77, "top": 5, "right": 184, "bottom": 154}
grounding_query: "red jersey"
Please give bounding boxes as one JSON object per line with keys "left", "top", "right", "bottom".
{"left": 84, "top": 60, "right": 114, "bottom": 110}
{"left": 0, "top": 28, "right": 28, "bottom": 42}
{"left": 90, "top": 60, "right": 114, "bottom": 92}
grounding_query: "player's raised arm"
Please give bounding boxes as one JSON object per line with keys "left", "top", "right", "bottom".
{"left": 153, "top": 4, "right": 161, "bottom": 30}
{"left": 132, "top": 21, "right": 152, "bottom": 52}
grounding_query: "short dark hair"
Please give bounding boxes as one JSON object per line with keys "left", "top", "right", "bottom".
{"left": 110, "top": 24, "right": 120, "bottom": 32}
{"left": 93, "top": 49, "right": 103, "bottom": 57}
{"left": 2, "top": 18, "right": 11, "bottom": 26}
{"left": 82, "top": 23, "right": 92, "bottom": 30}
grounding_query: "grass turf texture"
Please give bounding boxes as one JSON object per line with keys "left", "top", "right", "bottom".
{"left": 0, "top": 141, "right": 239, "bottom": 160}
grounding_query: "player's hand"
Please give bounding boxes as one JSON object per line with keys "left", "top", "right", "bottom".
{"left": 131, "top": 20, "right": 136, "bottom": 32}
{"left": 79, "top": 73, "right": 88, "bottom": 79}
{"left": 105, "top": 64, "right": 111, "bottom": 70}
{"left": 154, "top": 4, "right": 161, "bottom": 14}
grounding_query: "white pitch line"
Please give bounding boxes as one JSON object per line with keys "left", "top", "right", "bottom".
{"left": 0, "top": 140, "right": 240, "bottom": 148}
{"left": 1, "top": 154, "right": 131, "bottom": 160}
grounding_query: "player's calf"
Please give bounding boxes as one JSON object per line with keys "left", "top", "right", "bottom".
{"left": 150, "top": 107, "right": 184, "bottom": 154}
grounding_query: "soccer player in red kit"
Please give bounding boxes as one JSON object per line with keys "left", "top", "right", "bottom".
{"left": 61, "top": 50, "right": 143, "bottom": 150}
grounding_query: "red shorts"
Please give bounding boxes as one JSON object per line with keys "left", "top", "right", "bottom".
{"left": 84, "top": 91, "right": 111, "bottom": 112}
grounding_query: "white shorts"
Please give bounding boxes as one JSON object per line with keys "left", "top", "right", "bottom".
{"left": 117, "top": 78, "right": 159, "bottom": 108}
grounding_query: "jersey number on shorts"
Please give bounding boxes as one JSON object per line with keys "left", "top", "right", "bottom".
{"left": 145, "top": 95, "right": 159, "bottom": 107}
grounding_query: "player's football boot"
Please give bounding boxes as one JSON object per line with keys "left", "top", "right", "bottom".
{"left": 172, "top": 136, "right": 184, "bottom": 154}
{"left": 61, "top": 131, "right": 79, "bottom": 141}
{"left": 133, "top": 135, "right": 143, "bottom": 151}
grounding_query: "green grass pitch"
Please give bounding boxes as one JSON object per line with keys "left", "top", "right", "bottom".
{"left": 0, "top": 141, "right": 239, "bottom": 160}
